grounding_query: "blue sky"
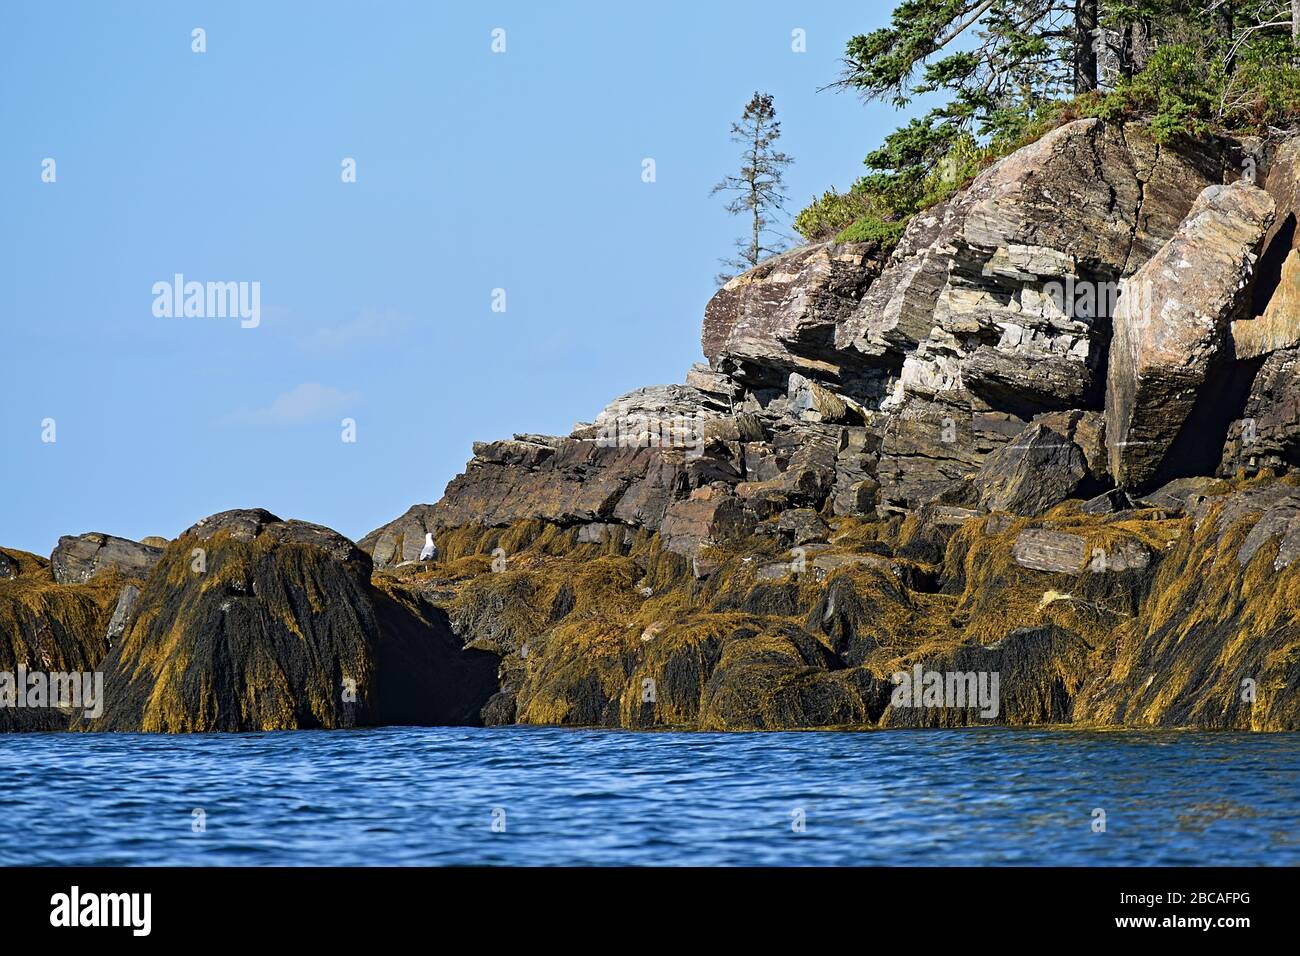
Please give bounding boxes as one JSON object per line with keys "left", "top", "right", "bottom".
{"left": 1, "top": 1, "right": 899, "bottom": 556}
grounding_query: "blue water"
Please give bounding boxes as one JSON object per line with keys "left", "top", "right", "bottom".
{"left": 1, "top": 727, "right": 1297, "bottom": 866}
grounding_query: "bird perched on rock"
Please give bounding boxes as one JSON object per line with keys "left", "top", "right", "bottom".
{"left": 419, "top": 532, "right": 437, "bottom": 562}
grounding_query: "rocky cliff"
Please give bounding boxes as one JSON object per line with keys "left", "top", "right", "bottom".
{"left": 5, "top": 118, "right": 1299, "bottom": 732}
{"left": 357, "top": 118, "right": 1300, "bottom": 732}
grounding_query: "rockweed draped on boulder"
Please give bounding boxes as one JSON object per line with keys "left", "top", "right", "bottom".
{"left": 88, "top": 509, "right": 497, "bottom": 732}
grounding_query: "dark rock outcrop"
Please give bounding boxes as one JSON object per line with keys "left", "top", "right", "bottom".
{"left": 89, "top": 509, "right": 498, "bottom": 732}
{"left": 1221, "top": 347, "right": 1300, "bottom": 475}
{"left": 973, "top": 411, "right": 1107, "bottom": 515}
{"left": 50, "top": 533, "right": 163, "bottom": 585}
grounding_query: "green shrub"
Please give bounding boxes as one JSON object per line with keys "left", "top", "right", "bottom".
{"left": 1099, "top": 44, "right": 1222, "bottom": 143}
{"left": 834, "top": 215, "right": 908, "bottom": 247}
{"left": 798, "top": 38, "right": 1300, "bottom": 255}
{"left": 794, "top": 124, "right": 1044, "bottom": 253}
{"left": 793, "top": 186, "right": 876, "bottom": 243}
{"left": 1094, "top": 42, "right": 1300, "bottom": 143}
{"left": 1221, "top": 58, "right": 1300, "bottom": 131}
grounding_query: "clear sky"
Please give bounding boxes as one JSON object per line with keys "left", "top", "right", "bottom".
{"left": 1, "top": 1, "right": 899, "bottom": 556}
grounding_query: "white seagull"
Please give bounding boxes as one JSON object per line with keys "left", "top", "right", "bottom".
{"left": 419, "top": 532, "right": 437, "bottom": 562}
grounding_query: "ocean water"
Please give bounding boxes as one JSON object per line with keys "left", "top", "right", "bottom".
{"left": 1, "top": 726, "right": 1297, "bottom": 866}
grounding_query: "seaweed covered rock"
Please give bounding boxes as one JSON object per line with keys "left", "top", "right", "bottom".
{"left": 696, "top": 626, "right": 886, "bottom": 731}
{"left": 430, "top": 522, "right": 890, "bottom": 730}
{"left": 0, "top": 548, "right": 120, "bottom": 731}
{"left": 1077, "top": 479, "right": 1300, "bottom": 730}
{"left": 51, "top": 474, "right": 1291, "bottom": 735}
{"left": 879, "top": 625, "right": 1094, "bottom": 728}
{"left": 0, "top": 547, "right": 47, "bottom": 581}
{"left": 91, "top": 509, "right": 498, "bottom": 732}
{"left": 423, "top": 499, "right": 1172, "bottom": 730}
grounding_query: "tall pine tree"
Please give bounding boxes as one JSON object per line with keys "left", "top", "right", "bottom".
{"left": 713, "top": 92, "right": 793, "bottom": 281}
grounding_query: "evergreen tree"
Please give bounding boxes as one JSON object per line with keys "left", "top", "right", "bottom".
{"left": 713, "top": 92, "right": 793, "bottom": 280}
{"left": 832, "top": 1, "right": 1299, "bottom": 223}
{"left": 795, "top": 2, "right": 1300, "bottom": 247}
{"left": 831, "top": 1, "right": 1087, "bottom": 221}
{"left": 835, "top": 1, "right": 1083, "bottom": 134}
{"left": 1076, "top": 0, "right": 1101, "bottom": 92}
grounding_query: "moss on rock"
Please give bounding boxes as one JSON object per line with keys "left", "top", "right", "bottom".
{"left": 0, "top": 552, "right": 120, "bottom": 731}
{"left": 86, "top": 509, "right": 498, "bottom": 732}
{"left": 11, "top": 471, "right": 1298, "bottom": 733}
{"left": 410, "top": 474, "right": 1300, "bottom": 731}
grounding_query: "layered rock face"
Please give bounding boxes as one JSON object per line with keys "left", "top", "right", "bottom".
{"left": 6, "top": 118, "right": 1300, "bottom": 734}
{"left": 702, "top": 241, "right": 884, "bottom": 388}
{"left": 851, "top": 120, "right": 1234, "bottom": 510}
{"left": 351, "top": 117, "right": 1300, "bottom": 733}
{"left": 367, "top": 119, "right": 1250, "bottom": 554}
{"left": 1106, "top": 182, "right": 1276, "bottom": 491}
{"left": 50, "top": 532, "right": 162, "bottom": 584}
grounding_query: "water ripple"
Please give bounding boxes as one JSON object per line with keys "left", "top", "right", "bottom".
{"left": 0, "top": 727, "right": 1297, "bottom": 865}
